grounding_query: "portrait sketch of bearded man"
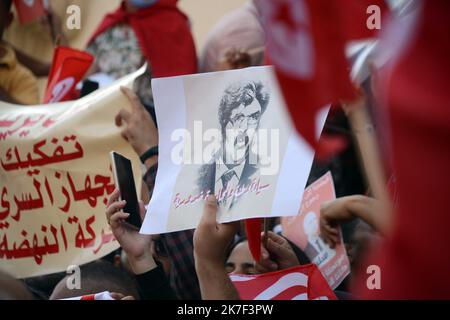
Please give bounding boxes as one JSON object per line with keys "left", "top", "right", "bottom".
{"left": 197, "top": 80, "right": 270, "bottom": 210}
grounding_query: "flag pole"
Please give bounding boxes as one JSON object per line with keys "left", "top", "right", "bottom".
{"left": 262, "top": 218, "right": 269, "bottom": 248}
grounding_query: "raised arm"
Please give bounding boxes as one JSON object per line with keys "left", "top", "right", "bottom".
{"left": 193, "top": 196, "right": 240, "bottom": 300}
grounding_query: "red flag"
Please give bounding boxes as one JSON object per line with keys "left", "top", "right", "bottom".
{"left": 13, "top": 0, "right": 46, "bottom": 25}
{"left": 245, "top": 218, "right": 262, "bottom": 262}
{"left": 257, "top": 0, "right": 386, "bottom": 157}
{"left": 337, "top": 0, "right": 387, "bottom": 40}
{"left": 230, "top": 264, "right": 337, "bottom": 300}
{"left": 87, "top": 1, "right": 197, "bottom": 78}
{"left": 44, "top": 47, "right": 94, "bottom": 104}
{"left": 354, "top": 1, "right": 450, "bottom": 299}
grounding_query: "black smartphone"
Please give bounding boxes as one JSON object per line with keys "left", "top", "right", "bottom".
{"left": 80, "top": 79, "right": 99, "bottom": 97}
{"left": 110, "top": 151, "right": 142, "bottom": 229}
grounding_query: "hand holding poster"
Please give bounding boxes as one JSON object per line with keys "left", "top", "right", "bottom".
{"left": 0, "top": 67, "right": 144, "bottom": 278}
{"left": 281, "top": 172, "right": 350, "bottom": 289}
{"left": 142, "top": 66, "right": 329, "bottom": 234}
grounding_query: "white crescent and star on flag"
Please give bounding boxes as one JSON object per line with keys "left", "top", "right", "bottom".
{"left": 259, "top": 0, "right": 315, "bottom": 79}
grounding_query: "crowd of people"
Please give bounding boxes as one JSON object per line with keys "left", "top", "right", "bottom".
{"left": 1, "top": 0, "right": 449, "bottom": 301}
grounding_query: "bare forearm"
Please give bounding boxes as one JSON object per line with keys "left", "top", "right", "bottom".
{"left": 195, "top": 262, "right": 239, "bottom": 300}
{"left": 347, "top": 195, "right": 388, "bottom": 235}
{"left": 128, "top": 252, "right": 157, "bottom": 275}
{"left": 345, "top": 99, "right": 390, "bottom": 205}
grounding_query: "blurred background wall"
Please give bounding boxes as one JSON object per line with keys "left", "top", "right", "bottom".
{"left": 179, "top": 0, "right": 247, "bottom": 50}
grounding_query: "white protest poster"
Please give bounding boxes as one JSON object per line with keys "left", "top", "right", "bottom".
{"left": 0, "top": 67, "right": 144, "bottom": 278}
{"left": 142, "top": 66, "right": 328, "bottom": 234}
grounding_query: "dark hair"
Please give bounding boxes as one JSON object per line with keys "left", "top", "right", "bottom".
{"left": 218, "top": 80, "right": 270, "bottom": 134}
{"left": 225, "top": 234, "right": 311, "bottom": 266}
{"left": 50, "top": 260, "right": 141, "bottom": 299}
{"left": 79, "top": 260, "right": 140, "bottom": 298}
{"left": 0, "top": 270, "right": 33, "bottom": 300}
{"left": 2, "top": 0, "right": 13, "bottom": 12}
{"left": 24, "top": 271, "right": 67, "bottom": 299}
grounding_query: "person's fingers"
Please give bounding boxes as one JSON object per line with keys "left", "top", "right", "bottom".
{"left": 117, "top": 109, "right": 132, "bottom": 124}
{"left": 121, "top": 128, "right": 130, "bottom": 141}
{"left": 258, "top": 236, "right": 278, "bottom": 269}
{"left": 320, "top": 215, "right": 340, "bottom": 241}
{"left": 322, "top": 233, "right": 334, "bottom": 248}
{"left": 255, "top": 263, "right": 272, "bottom": 274}
{"left": 322, "top": 221, "right": 338, "bottom": 235}
{"left": 321, "top": 235, "right": 329, "bottom": 247}
{"left": 266, "top": 231, "right": 287, "bottom": 246}
{"left": 121, "top": 296, "right": 135, "bottom": 300}
{"left": 320, "top": 223, "right": 329, "bottom": 236}
{"left": 255, "top": 258, "right": 278, "bottom": 273}
{"left": 331, "top": 234, "right": 340, "bottom": 246}
{"left": 329, "top": 229, "right": 340, "bottom": 241}
{"left": 321, "top": 228, "right": 338, "bottom": 248}
{"left": 324, "top": 224, "right": 340, "bottom": 243}
{"left": 199, "top": 195, "right": 218, "bottom": 228}
{"left": 109, "top": 210, "right": 130, "bottom": 229}
{"left": 109, "top": 209, "right": 129, "bottom": 222}
{"left": 106, "top": 200, "right": 126, "bottom": 220}
{"left": 262, "top": 232, "right": 291, "bottom": 259}
{"left": 266, "top": 237, "right": 287, "bottom": 258}
{"left": 121, "top": 86, "right": 143, "bottom": 112}
{"left": 106, "top": 189, "right": 120, "bottom": 207}
{"left": 327, "top": 237, "right": 337, "bottom": 249}
{"left": 110, "top": 292, "right": 124, "bottom": 300}
{"left": 320, "top": 222, "right": 333, "bottom": 236}
{"left": 260, "top": 244, "right": 270, "bottom": 260}
{"left": 115, "top": 112, "right": 123, "bottom": 127}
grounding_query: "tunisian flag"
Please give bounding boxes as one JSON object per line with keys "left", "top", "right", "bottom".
{"left": 87, "top": 0, "right": 197, "bottom": 78}
{"left": 354, "top": 1, "right": 450, "bottom": 299}
{"left": 246, "top": 0, "right": 387, "bottom": 272}
{"left": 230, "top": 265, "right": 336, "bottom": 300}
{"left": 257, "top": 0, "right": 387, "bottom": 156}
{"left": 13, "top": 0, "right": 46, "bottom": 25}
{"left": 44, "top": 47, "right": 94, "bottom": 104}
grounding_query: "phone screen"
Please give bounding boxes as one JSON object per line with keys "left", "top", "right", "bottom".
{"left": 111, "top": 152, "right": 141, "bottom": 228}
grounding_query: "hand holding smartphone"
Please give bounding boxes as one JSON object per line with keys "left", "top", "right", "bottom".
{"left": 110, "top": 151, "right": 142, "bottom": 229}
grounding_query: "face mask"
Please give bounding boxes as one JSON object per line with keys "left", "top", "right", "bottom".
{"left": 128, "top": 0, "right": 158, "bottom": 9}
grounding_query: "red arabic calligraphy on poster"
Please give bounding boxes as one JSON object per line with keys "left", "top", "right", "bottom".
{"left": 0, "top": 80, "right": 142, "bottom": 278}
